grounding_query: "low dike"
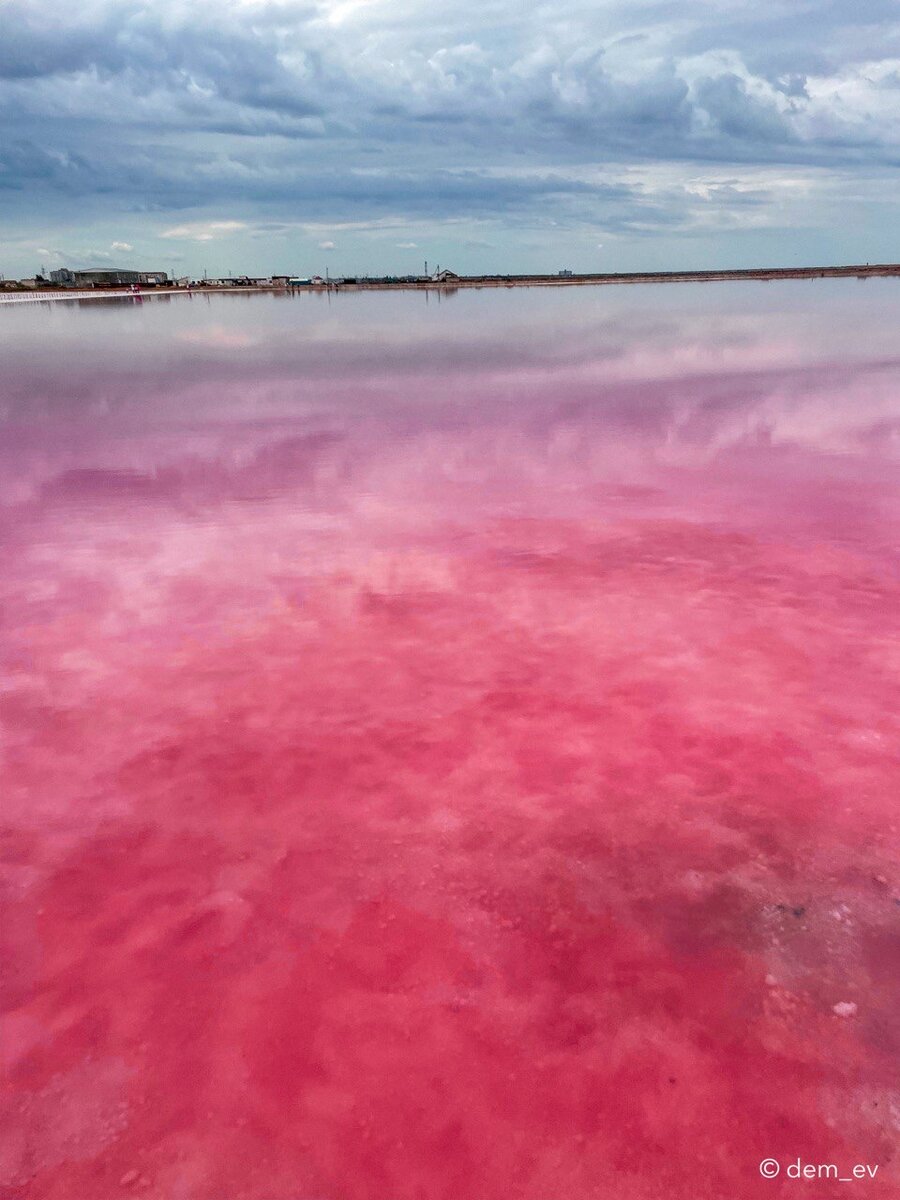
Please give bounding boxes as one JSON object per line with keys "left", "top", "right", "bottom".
{"left": 332, "top": 263, "right": 900, "bottom": 289}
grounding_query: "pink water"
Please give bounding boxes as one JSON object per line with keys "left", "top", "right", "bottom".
{"left": 1, "top": 285, "right": 898, "bottom": 1199}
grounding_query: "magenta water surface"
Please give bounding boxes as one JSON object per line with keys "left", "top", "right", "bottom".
{"left": 1, "top": 283, "right": 898, "bottom": 1199}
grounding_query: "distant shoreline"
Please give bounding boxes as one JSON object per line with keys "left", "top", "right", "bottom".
{"left": 2, "top": 262, "right": 899, "bottom": 304}
{"left": 319, "top": 262, "right": 900, "bottom": 288}
{"left": 320, "top": 263, "right": 900, "bottom": 289}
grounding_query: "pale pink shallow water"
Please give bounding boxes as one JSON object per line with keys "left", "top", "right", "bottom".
{"left": 0, "top": 284, "right": 898, "bottom": 1199}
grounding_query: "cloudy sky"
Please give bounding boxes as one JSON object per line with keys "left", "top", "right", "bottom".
{"left": 1, "top": 0, "right": 899, "bottom": 278}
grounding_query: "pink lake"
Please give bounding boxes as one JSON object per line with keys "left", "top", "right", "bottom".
{"left": 1, "top": 282, "right": 898, "bottom": 1199}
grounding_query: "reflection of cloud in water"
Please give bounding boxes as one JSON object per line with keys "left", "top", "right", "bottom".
{"left": 176, "top": 324, "right": 262, "bottom": 349}
{"left": 0, "top": 285, "right": 898, "bottom": 1200}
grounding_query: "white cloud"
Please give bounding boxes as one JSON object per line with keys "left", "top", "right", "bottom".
{"left": 319, "top": 239, "right": 336, "bottom": 250}
{"left": 160, "top": 221, "right": 248, "bottom": 242}
{"left": 396, "top": 241, "right": 418, "bottom": 248}
{"left": 111, "top": 241, "right": 133, "bottom": 252}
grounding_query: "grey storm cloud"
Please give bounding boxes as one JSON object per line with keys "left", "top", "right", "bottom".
{"left": 0, "top": 0, "right": 898, "bottom": 273}
{"left": 693, "top": 74, "right": 794, "bottom": 146}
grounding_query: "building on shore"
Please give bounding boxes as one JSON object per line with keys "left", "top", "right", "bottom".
{"left": 215, "top": 275, "right": 271, "bottom": 287}
{"left": 48, "top": 267, "right": 169, "bottom": 287}
{"left": 48, "top": 268, "right": 78, "bottom": 286}
{"left": 432, "top": 268, "right": 460, "bottom": 283}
